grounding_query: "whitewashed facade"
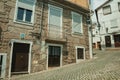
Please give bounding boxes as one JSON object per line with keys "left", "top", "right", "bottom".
{"left": 95, "top": 0, "right": 120, "bottom": 49}
{"left": 92, "top": 23, "right": 100, "bottom": 49}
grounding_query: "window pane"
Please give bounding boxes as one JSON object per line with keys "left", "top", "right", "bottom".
{"left": 17, "top": 7, "right": 24, "bottom": 21}
{"left": 25, "top": 10, "right": 32, "bottom": 22}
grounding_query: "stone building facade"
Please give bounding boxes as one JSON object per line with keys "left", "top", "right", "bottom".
{"left": 0, "top": 0, "right": 90, "bottom": 78}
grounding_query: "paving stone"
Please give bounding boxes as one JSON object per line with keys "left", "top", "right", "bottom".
{"left": 10, "top": 50, "right": 120, "bottom": 80}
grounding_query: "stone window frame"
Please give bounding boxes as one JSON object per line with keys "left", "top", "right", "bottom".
{"left": 102, "top": 5, "right": 112, "bottom": 15}
{"left": 75, "top": 46, "right": 85, "bottom": 63}
{"left": 14, "top": 0, "right": 36, "bottom": 25}
{"left": 8, "top": 39, "right": 33, "bottom": 78}
{"left": 71, "top": 12, "right": 83, "bottom": 35}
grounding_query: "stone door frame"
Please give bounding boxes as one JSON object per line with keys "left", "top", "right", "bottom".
{"left": 8, "top": 39, "right": 33, "bottom": 78}
{"left": 46, "top": 43, "right": 63, "bottom": 70}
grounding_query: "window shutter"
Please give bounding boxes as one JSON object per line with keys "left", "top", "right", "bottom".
{"left": 18, "top": 0, "right": 35, "bottom": 6}
{"left": 72, "top": 12, "right": 82, "bottom": 33}
{"left": 103, "top": 5, "right": 111, "bottom": 14}
{"left": 110, "top": 19, "right": 118, "bottom": 28}
{"left": 49, "top": 8, "right": 61, "bottom": 27}
{"left": 49, "top": 5, "right": 62, "bottom": 38}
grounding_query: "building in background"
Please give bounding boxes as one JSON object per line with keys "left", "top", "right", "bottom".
{"left": 0, "top": 0, "right": 91, "bottom": 78}
{"left": 92, "top": 22, "right": 101, "bottom": 49}
{"left": 95, "top": 0, "right": 120, "bottom": 50}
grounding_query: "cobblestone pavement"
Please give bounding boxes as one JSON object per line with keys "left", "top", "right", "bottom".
{"left": 11, "top": 50, "right": 120, "bottom": 80}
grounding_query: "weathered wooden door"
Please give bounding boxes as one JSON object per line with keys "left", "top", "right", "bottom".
{"left": 114, "top": 34, "right": 120, "bottom": 47}
{"left": 105, "top": 36, "right": 111, "bottom": 47}
{"left": 11, "top": 43, "right": 30, "bottom": 72}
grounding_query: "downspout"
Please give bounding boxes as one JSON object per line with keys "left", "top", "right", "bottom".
{"left": 88, "top": 0, "right": 93, "bottom": 59}
{"left": 95, "top": 10, "right": 99, "bottom": 25}
{"left": 39, "top": 1, "right": 44, "bottom": 38}
{"left": 95, "top": 9, "right": 102, "bottom": 50}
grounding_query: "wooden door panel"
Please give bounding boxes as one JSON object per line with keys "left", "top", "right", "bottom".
{"left": 105, "top": 36, "right": 111, "bottom": 47}
{"left": 14, "top": 53, "right": 28, "bottom": 72}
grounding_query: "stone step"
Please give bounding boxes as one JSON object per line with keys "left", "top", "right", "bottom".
{"left": 106, "top": 47, "right": 120, "bottom": 51}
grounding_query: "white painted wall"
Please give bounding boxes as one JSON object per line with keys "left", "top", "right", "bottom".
{"left": 96, "top": 0, "right": 120, "bottom": 49}
{"left": 92, "top": 24, "right": 100, "bottom": 44}
{"left": 97, "top": 0, "right": 120, "bottom": 34}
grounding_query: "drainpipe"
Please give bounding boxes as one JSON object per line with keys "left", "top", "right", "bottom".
{"left": 95, "top": 10, "right": 102, "bottom": 50}
{"left": 88, "top": 0, "right": 93, "bottom": 59}
{"left": 39, "top": 1, "right": 44, "bottom": 38}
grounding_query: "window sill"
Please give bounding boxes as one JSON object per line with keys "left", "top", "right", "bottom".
{"left": 103, "top": 12, "right": 111, "bottom": 15}
{"left": 72, "top": 32, "right": 83, "bottom": 37}
{"left": 14, "top": 20, "right": 34, "bottom": 26}
{"left": 14, "top": 20, "right": 34, "bottom": 29}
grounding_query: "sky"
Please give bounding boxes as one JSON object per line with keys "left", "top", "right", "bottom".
{"left": 92, "top": 0, "right": 107, "bottom": 9}
{"left": 91, "top": 0, "right": 107, "bottom": 22}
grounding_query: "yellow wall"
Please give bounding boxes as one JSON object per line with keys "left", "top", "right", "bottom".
{"left": 67, "top": 0, "right": 89, "bottom": 9}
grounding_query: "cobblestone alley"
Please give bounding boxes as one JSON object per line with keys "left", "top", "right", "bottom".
{"left": 11, "top": 50, "right": 120, "bottom": 80}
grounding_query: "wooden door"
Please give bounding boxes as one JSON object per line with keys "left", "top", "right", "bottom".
{"left": 105, "top": 36, "right": 111, "bottom": 47}
{"left": 114, "top": 34, "right": 120, "bottom": 47}
{"left": 11, "top": 43, "right": 30, "bottom": 72}
{"left": 14, "top": 53, "right": 28, "bottom": 72}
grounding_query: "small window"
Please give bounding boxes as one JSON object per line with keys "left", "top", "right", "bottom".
{"left": 103, "top": 5, "right": 111, "bottom": 15}
{"left": 15, "top": 0, "right": 36, "bottom": 24}
{"left": 118, "top": 3, "right": 120, "bottom": 11}
{"left": 110, "top": 19, "right": 118, "bottom": 28}
{"left": 72, "top": 12, "right": 83, "bottom": 34}
{"left": 76, "top": 47, "right": 84, "bottom": 59}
